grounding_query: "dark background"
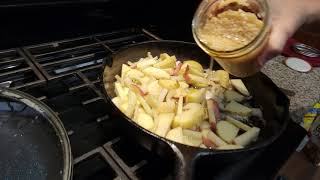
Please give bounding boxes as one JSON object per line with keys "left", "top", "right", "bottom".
{"left": 0, "top": 0, "right": 200, "bottom": 49}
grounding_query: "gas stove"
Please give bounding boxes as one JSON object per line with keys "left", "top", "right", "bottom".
{"left": 0, "top": 1, "right": 306, "bottom": 179}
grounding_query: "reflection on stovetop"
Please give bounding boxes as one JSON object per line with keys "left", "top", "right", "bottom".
{"left": 0, "top": 27, "right": 306, "bottom": 180}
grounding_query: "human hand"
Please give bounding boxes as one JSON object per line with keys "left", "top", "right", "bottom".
{"left": 257, "top": 0, "right": 320, "bottom": 66}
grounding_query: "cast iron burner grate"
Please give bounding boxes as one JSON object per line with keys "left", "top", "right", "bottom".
{"left": 0, "top": 48, "right": 45, "bottom": 89}
{"left": 0, "top": 28, "right": 172, "bottom": 180}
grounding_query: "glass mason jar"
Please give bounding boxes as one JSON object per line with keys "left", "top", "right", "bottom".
{"left": 192, "top": 0, "right": 271, "bottom": 77}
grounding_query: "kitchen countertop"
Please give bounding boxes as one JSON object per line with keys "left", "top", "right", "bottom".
{"left": 262, "top": 56, "right": 320, "bottom": 123}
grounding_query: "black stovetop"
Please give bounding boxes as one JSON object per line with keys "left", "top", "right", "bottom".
{"left": 0, "top": 2, "right": 306, "bottom": 180}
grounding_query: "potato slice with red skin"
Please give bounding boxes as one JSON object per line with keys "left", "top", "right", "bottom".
{"left": 183, "top": 65, "right": 208, "bottom": 87}
{"left": 183, "top": 60, "right": 204, "bottom": 72}
{"left": 202, "top": 129, "right": 227, "bottom": 147}
{"left": 130, "top": 84, "right": 148, "bottom": 96}
{"left": 206, "top": 99, "right": 220, "bottom": 130}
{"left": 171, "top": 61, "right": 182, "bottom": 76}
{"left": 202, "top": 136, "right": 217, "bottom": 149}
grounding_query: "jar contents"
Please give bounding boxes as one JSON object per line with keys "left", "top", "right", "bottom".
{"left": 198, "top": 0, "right": 263, "bottom": 51}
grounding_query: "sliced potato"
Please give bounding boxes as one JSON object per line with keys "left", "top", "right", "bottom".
{"left": 153, "top": 55, "right": 176, "bottom": 69}
{"left": 189, "top": 68, "right": 206, "bottom": 77}
{"left": 230, "top": 79, "right": 250, "bottom": 96}
{"left": 200, "top": 121, "right": 211, "bottom": 130}
{"left": 225, "top": 101, "right": 252, "bottom": 116}
{"left": 125, "top": 90, "right": 137, "bottom": 118}
{"left": 121, "top": 64, "right": 131, "bottom": 77}
{"left": 224, "top": 90, "right": 245, "bottom": 102}
{"left": 182, "top": 60, "right": 204, "bottom": 72}
{"left": 202, "top": 129, "right": 227, "bottom": 147}
{"left": 157, "top": 102, "right": 175, "bottom": 113}
{"left": 173, "top": 88, "right": 187, "bottom": 98}
{"left": 147, "top": 80, "right": 162, "bottom": 98}
{"left": 183, "top": 129, "right": 202, "bottom": 139}
{"left": 233, "top": 127, "right": 260, "bottom": 146}
{"left": 120, "top": 102, "right": 129, "bottom": 113}
{"left": 114, "top": 82, "right": 128, "bottom": 102}
{"left": 111, "top": 97, "right": 122, "bottom": 107}
{"left": 136, "top": 59, "right": 157, "bottom": 69}
{"left": 155, "top": 113, "right": 175, "bottom": 137}
{"left": 166, "top": 127, "right": 184, "bottom": 144}
{"left": 133, "top": 106, "right": 145, "bottom": 122}
{"left": 145, "top": 95, "right": 159, "bottom": 109}
{"left": 176, "top": 96, "right": 183, "bottom": 116}
{"left": 137, "top": 95, "right": 152, "bottom": 115}
{"left": 186, "top": 88, "right": 206, "bottom": 103}
{"left": 187, "top": 74, "right": 209, "bottom": 88}
{"left": 183, "top": 129, "right": 202, "bottom": 147}
{"left": 143, "top": 67, "right": 170, "bottom": 79}
{"left": 225, "top": 115, "right": 251, "bottom": 131}
{"left": 159, "top": 53, "right": 171, "bottom": 61}
{"left": 215, "top": 70, "right": 230, "bottom": 88}
{"left": 217, "top": 144, "right": 243, "bottom": 150}
{"left": 126, "top": 69, "right": 144, "bottom": 80}
{"left": 136, "top": 113, "right": 154, "bottom": 131}
{"left": 158, "top": 79, "right": 180, "bottom": 89}
{"left": 178, "top": 81, "right": 189, "bottom": 89}
{"left": 172, "top": 103, "right": 204, "bottom": 128}
{"left": 216, "top": 121, "right": 240, "bottom": 143}
{"left": 158, "top": 88, "right": 168, "bottom": 102}
{"left": 184, "top": 136, "right": 202, "bottom": 147}
{"left": 202, "top": 136, "right": 217, "bottom": 148}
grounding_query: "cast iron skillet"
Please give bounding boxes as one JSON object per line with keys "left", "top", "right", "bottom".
{"left": 102, "top": 41, "right": 290, "bottom": 180}
{"left": 0, "top": 87, "right": 72, "bottom": 180}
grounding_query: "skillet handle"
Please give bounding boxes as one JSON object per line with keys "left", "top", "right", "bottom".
{"left": 168, "top": 143, "right": 200, "bottom": 180}
{"left": 170, "top": 145, "right": 190, "bottom": 180}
